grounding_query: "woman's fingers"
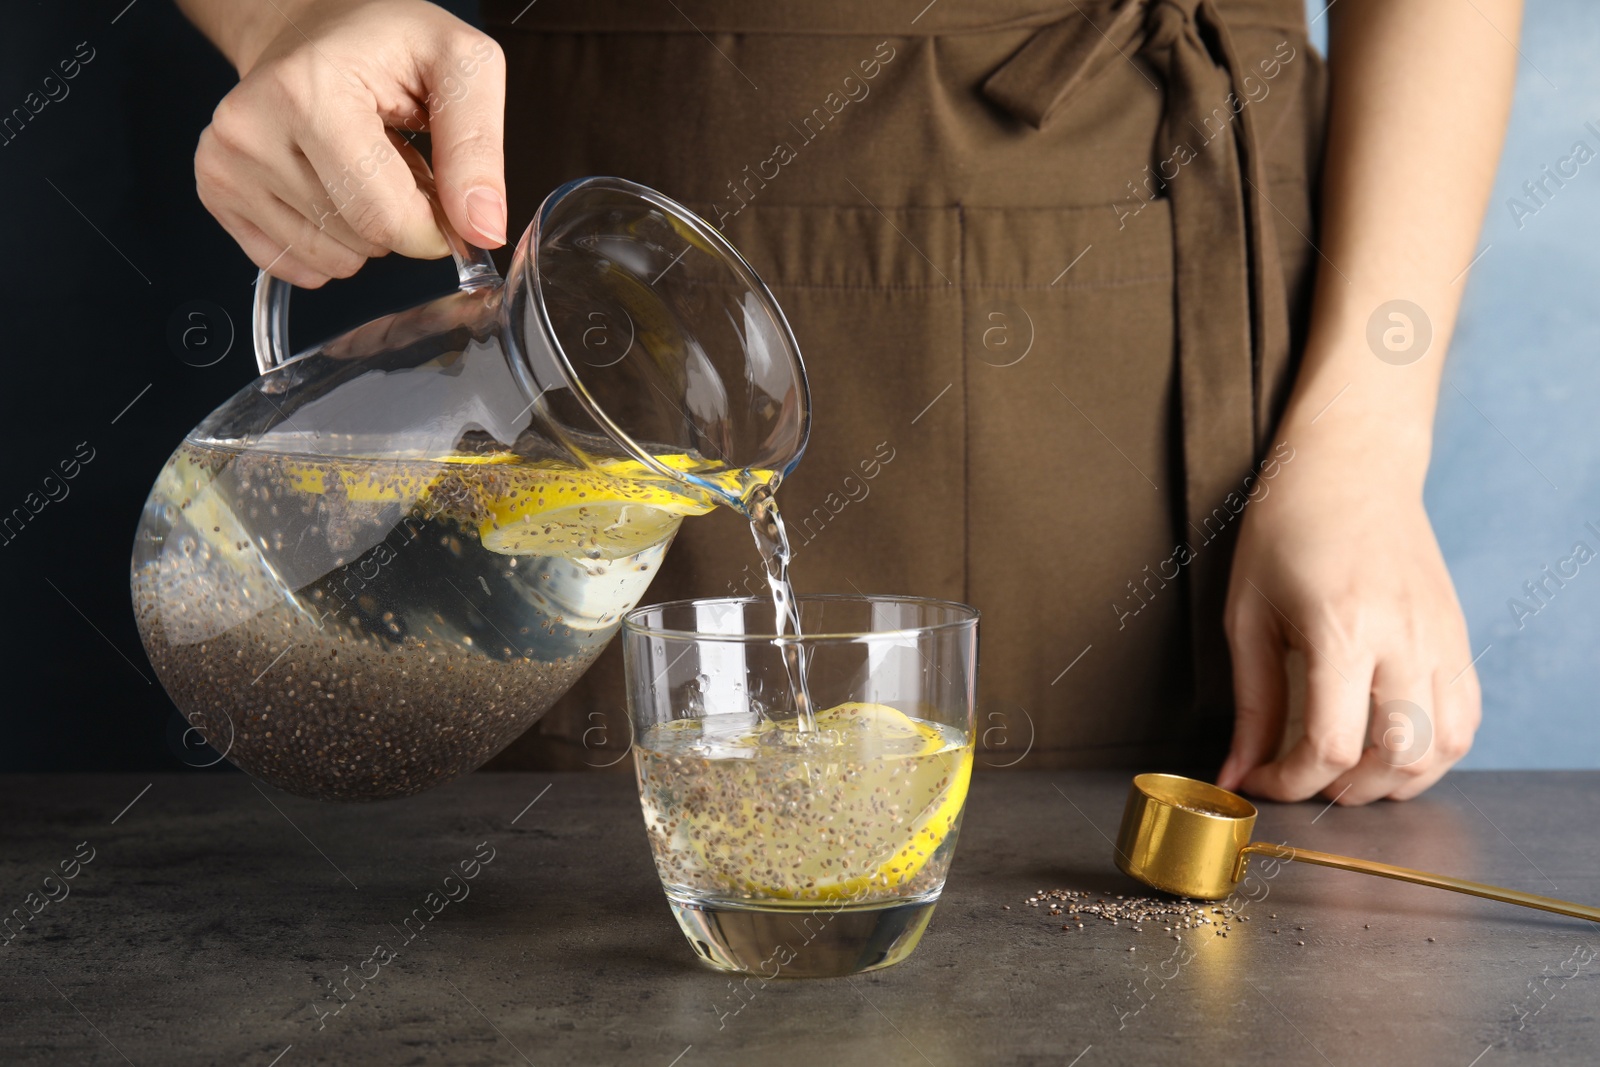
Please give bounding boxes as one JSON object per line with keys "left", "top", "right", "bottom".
{"left": 199, "top": 132, "right": 376, "bottom": 283}
{"left": 269, "top": 151, "right": 391, "bottom": 260}
{"left": 253, "top": 193, "right": 374, "bottom": 281}
{"left": 1327, "top": 656, "right": 1439, "bottom": 805}
{"left": 417, "top": 32, "right": 508, "bottom": 247}
{"left": 1239, "top": 634, "right": 1372, "bottom": 802}
{"left": 1386, "top": 662, "right": 1480, "bottom": 801}
{"left": 293, "top": 81, "right": 448, "bottom": 260}
{"left": 1217, "top": 595, "right": 1289, "bottom": 792}
{"left": 1228, "top": 613, "right": 1481, "bottom": 805}
{"left": 198, "top": 79, "right": 400, "bottom": 280}
{"left": 1226, "top": 607, "right": 1481, "bottom": 805}
{"left": 208, "top": 206, "right": 332, "bottom": 289}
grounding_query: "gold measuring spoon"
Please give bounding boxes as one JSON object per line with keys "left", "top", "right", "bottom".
{"left": 1114, "top": 773, "right": 1600, "bottom": 921}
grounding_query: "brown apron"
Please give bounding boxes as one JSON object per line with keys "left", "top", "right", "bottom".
{"left": 481, "top": 0, "right": 1326, "bottom": 772}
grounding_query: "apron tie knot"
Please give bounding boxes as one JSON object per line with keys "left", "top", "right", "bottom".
{"left": 1142, "top": 0, "right": 1197, "bottom": 52}
{"left": 979, "top": 0, "right": 1145, "bottom": 131}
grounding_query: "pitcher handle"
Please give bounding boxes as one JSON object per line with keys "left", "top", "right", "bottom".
{"left": 251, "top": 157, "right": 501, "bottom": 375}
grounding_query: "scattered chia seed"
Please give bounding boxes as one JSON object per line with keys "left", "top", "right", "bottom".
{"left": 1017, "top": 889, "right": 1242, "bottom": 937}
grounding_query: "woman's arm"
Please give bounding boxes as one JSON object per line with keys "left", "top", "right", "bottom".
{"left": 1218, "top": 0, "right": 1523, "bottom": 803}
{"left": 175, "top": 0, "right": 507, "bottom": 287}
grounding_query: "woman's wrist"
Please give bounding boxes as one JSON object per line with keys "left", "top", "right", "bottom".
{"left": 179, "top": 0, "right": 337, "bottom": 75}
{"left": 1272, "top": 347, "right": 1439, "bottom": 497}
{"left": 234, "top": 0, "right": 346, "bottom": 74}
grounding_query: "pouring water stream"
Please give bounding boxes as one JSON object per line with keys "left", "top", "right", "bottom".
{"left": 743, "top": 483, "right": 815, "bottom": 730}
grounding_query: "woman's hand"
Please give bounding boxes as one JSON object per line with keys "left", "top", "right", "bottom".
{"left": 184, "top": 0, "right": 506, "bottom": 287}
{"left": 1212, "top": 0, "right": 1519, "bottom": 804}
{"left": 1217, "top": 431, "right": 1481, "bottom": 804}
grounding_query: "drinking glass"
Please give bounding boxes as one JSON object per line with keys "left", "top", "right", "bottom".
{"left": 623, "top": 594, "right": 979, "bottom": 978}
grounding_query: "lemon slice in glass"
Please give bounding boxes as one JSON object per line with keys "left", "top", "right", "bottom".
{"left": 673, "top": 703, "right": 973, "bottom": 901}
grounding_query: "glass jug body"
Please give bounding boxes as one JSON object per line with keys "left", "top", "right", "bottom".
{"left": 131, "top": 177, "right": 809, "bottom": 801}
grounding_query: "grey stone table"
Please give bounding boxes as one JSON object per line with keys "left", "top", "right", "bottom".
{"left": 2, "top": 770, "right": 1597, "bottom": 1066}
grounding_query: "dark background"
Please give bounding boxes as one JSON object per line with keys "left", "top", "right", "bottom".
{"left": 0, "top": 1, "right": 475, "bottom": 771}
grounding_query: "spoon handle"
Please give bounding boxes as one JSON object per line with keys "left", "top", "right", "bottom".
{"left": 1240, "top": 842, "right": 1600, "bottom": 923}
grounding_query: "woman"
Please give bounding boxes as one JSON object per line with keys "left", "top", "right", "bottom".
{"left": 176, "top": 0, "right": 1518, "bottom": 804}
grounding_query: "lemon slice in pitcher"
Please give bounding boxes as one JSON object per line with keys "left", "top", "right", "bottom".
{"left": 476, "top": 456, "right": 773, "bottom": 558}
{"left": 282, "top": 452, "right": 515, "bottom": 503}
{"left": 276, "top": 450, "right": 772, "bottom": 559}
{"left": 476, "top": 468, "right": 704, "bottom": 558}
{"left": 479, "top": 499, "right": 684, "bottom": 559}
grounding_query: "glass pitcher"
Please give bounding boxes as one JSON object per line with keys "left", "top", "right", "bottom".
{"left": 131, "top": 175, "right": 810, "bottom": 801}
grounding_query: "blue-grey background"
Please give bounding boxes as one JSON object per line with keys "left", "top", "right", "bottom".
{"left": 1308, "top": 2, "right": 1600, "bottom": 767}
{"left": 0, "top": 2, "right": 1591, "bottom": 770}
{"left": 1436, "top": 7, "right": 1600, "bottom": 769}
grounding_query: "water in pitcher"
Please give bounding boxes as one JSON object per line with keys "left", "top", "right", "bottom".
{"left": 133, "top": 440, "right": 760, "bottom": 800}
